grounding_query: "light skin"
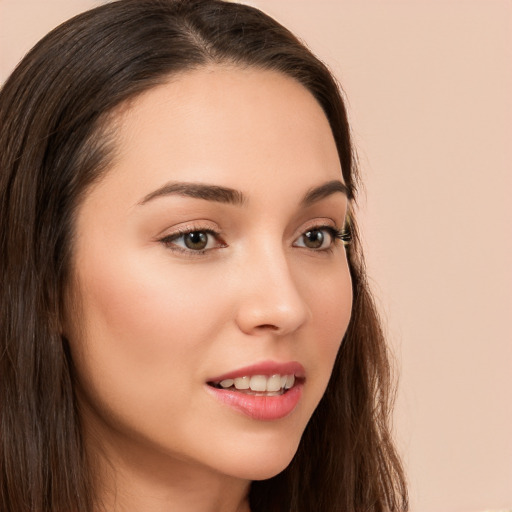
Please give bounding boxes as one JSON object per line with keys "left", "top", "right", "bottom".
{"left": 64, "top": 66, "right": 353, "bottom": 512}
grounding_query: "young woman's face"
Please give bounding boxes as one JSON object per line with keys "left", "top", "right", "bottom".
{"left": 66, "top": 67, "right": 352, "bottom": 484}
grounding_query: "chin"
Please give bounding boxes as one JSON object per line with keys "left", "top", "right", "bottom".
{"left": 215, "top": 431, "right": 302, "bottom": 482}
{"left": 244, "top": 459, "right": 295, "bottom": 482}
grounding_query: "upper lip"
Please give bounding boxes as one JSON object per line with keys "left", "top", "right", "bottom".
{"left": 208, "top": 360, "right": 305, "bottom": 383}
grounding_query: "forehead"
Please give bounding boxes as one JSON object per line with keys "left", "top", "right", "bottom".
{"left": 96, "top": 66, "right": 343, "bottom": 203}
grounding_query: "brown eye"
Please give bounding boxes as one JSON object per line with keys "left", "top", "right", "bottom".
{"left": 184, "top": 231, "right": 208, "bottom": 250}
{"left": 294, "top": 227, "right": 336, "bottom": 250}
{"left": 303, "top": 229, "right": 326, "bottom": 249}
{"left": 161, "top": 229, "right": 223, "bottom": 253}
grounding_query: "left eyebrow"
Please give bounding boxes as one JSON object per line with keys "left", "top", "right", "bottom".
{"left": 300, "top": 180, "right": 351, "bottom": 207}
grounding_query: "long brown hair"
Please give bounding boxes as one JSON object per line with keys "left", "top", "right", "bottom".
{"left": 0, "top": 1, "right": 407, "bottom": 510}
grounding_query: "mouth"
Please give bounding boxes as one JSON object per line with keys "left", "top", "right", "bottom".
{"left": 207, "top": 373, "right": 299, "bottom": 397}
{"left": 205, "top": 361, "right": 305, "bottom": 420}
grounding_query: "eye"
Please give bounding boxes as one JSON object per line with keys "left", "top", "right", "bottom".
{"left": 293, "top": 225, "right": 351, "bottom": 250}
{"left": 160, "top": 229, "right": 225, "bottom": 253}
{"left": 294, "top": 227, "right": 339, "bottom": 250}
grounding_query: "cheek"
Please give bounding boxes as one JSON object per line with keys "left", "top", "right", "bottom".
{"left": 73, "top": 248, "right": 220, "bottom": 356}
{"left": 316, "top": 280, "right": 351, "bottom": 336}
{"left": 310, "top": 251, "right": 352, "bottom": 328}
{"left": 65, "top": 247, "right": 239, "bottom": 468}
{"left": 66, "top": 245, "right": 226, "bottom": 418}
{"left": 293, "top": 254, "right": 353, "bottom": 407}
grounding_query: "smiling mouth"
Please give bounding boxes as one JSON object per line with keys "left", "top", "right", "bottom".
{"left": 208, "top": 374, "right": 298, "bottom": 397}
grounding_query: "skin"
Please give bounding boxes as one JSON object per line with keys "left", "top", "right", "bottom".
{"left": 64, "top": 66, "right": 353, "bottom": 512}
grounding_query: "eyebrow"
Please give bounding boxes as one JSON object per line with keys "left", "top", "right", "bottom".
{"left": 138, "top": 179, "right": 350, "bottom": 207}
{"left": 300, "top": 180, "right": 351, "bottom": 206}
{"left": 139, "top": 182, "right": 246, "bottom": 206}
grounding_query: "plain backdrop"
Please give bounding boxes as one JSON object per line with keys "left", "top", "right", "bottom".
{"left": 1, "top": 1, "right": 511, "bottom": 511}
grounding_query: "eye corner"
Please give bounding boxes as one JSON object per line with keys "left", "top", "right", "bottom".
{"left": 338, "top": 227, "right": 352, "bottom": 247}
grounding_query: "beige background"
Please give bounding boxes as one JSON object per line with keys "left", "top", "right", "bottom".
{"left": 1, "top": 1, "right": 511, "bottom": 511}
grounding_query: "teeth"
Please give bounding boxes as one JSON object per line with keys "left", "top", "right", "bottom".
{"left": 218, "top": 374, "right": 296, "bottom": 392}
{"left": 249, "top": 375, "right": 267, "bottom": 392}
{"left": 266, "top": 374, "right": 282, "bottom": 392}
{"left": 234, "top": 376, "right": 250, "bottom": 390}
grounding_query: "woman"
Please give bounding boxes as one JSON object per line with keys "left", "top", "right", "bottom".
{"left": 0, "top": 1, "right": 407, "bottom": 511}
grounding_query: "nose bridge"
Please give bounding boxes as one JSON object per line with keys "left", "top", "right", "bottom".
{"left": 234, "top": 238, "right": 310, "bottom": 335}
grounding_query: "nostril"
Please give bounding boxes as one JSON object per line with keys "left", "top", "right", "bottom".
{"left": 256, "top": 324, "right": 279, "bottom": 331}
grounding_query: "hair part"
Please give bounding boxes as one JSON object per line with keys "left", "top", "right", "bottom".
{"left": 0, "top": 1, "right": 407, "bottom": 510}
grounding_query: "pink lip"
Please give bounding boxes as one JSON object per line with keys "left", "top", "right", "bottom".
{"left": 206, "top": 382, "right": 303, "bottom": 421}
{"left": 208, "top": 360, "right": 305, "bottom": 382}
{"left": 206, "top": 360, "right": 305, "bottom": 421}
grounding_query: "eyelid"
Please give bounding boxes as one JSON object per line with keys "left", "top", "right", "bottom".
{"left": 292, "top": 225, "right": 339, "bottom": 250}
{"left": 297, "top": 217, "right": 338, "bottom": 233}
{"left": 158, "top": 222, "right": 226, "bottom": 256}
{"left": 293, "top": 218, "right": 341, "bottom": 241}
{"left": 292, "top": 218, "right": 351, "bottom": 250}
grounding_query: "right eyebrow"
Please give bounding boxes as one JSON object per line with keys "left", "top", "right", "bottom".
{"left": 138, "top": 181, "right": 247, "bottom": 207}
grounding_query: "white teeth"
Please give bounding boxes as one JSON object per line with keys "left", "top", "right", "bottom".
{"left": 234, "top": 376, "right": 250, "bottom": 390}
{"left": 218, "top": 374, "right": 297, "bottom": 392}
{"left": 285, "top": 375, "right": 295, "bottom": 389}
{"left": 266, "top": 374, "right": 282, "bottom": 392}
{"left": 220, "top": 379, "right": 234, "bottom": 388}
{"left": 249, "top": 375, "right": 267, "bottom": 392}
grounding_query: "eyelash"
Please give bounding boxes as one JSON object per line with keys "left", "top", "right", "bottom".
{"left": 159, "top": 227, "right": 225, "bottom": 256}
{"left": 298, "top": 226, "right": 351, "bottom": 252}
{"left": 317, "top": 226, "right": 351, "bottom": 246}
{"left": 159, "top": 224, "right": 351, "bottom": 256}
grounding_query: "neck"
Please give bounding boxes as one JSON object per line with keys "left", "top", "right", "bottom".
{"left": 93, "top": 451, "right": 251, "bottom": 512}
{"left": 84, "top": 424, "right": 251, "bottom": 512}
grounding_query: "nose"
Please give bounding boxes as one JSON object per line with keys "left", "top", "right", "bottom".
{"left": 234, "top": 246, "right": 310, "bottom": 337}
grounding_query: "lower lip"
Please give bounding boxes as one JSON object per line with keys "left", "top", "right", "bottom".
{"left": 206, "top": 383, "right": 303, "bottom": 421}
